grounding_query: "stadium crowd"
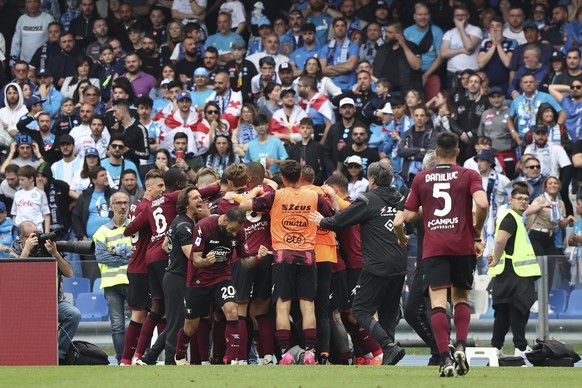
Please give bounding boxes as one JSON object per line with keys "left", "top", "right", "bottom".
{"left": 2, "top": 0, "right": 582, "bottom": 372}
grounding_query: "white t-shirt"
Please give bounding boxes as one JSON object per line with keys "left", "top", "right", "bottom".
{"left": 51, "top": 157, "right": 83, "bottom": 183}
{"left": 11, "top": 187, "right": 50, "bottom": 232}
{"left": 443, "top": 24, "right": 482, "bottom": 72}
{"left": 524, "top": 143, "right": 572, "bottom": 179}
{"left": 503, "top": 26, "right": 526, "bottom": 45}
{"left": 220, "top": 1, "right": 246, "bottom": 29}
{"left": 172, "top": 0, "right": 207, "bottom": 15}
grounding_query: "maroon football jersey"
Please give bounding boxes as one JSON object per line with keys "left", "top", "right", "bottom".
{"left": 218, "top": 185, "right": 273, "bottom": 258}
{"left": 336, "top": 197, "right": 363, "bottom": 269}
{"left": 404, "top": 164, "right": 484, "bottom": 259}
{"left": 187, "top": 215, "right": 248, "bottom": 287}
{"left": 126, "top": 197, "right": 151, "bottom": 274}
{"left": 145, "top": 190, "right": 180, "bottom": 265}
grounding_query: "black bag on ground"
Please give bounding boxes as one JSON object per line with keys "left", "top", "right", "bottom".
{"left": 526, "top": 339, "right": 581, "bottom": 367}
{"left": 64, "top": 340, "right": 109, "bottom": 365}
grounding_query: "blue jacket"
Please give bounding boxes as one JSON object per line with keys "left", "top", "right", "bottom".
{"left": 0, "top": 217, "right": 17, "bottom": 258}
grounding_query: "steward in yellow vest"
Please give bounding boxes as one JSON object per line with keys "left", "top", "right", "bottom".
{"left": 93, "top": 192, "right": 132, "bottom": 363}
{"left": 487, "top": 186, "right": 541, "bottom": 357}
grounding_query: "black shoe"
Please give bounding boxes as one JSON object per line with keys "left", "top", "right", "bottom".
{"left": 427, "top": 354, "right": 441, "bottom": 366}
{"left": 382, "top": 344, "right": 405, "bottom": 365}
{"left": 439, "top": 356, "right": 454, "bottom": 377}
{"left": 454, "top": 345, "right": 469, "bottom": 376}
{"left": 136, "top": 353, "right": 157, "bottom": 366}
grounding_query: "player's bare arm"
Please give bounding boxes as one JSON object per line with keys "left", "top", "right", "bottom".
{"left": 192, "top": 251, "right": 216, "bottom": 267}
{"left": 241, "top": 245, "right": 269, "bottom": 270}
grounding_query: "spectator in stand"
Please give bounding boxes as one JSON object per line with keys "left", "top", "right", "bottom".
{"left": 295, "top": 57, "right": 342, "bottom": 99}
{"left": 204, "top": 134, "right": 241, "bottom": 177}
{"left": 92, "top": 44, "right": 120, "bottom": 104}
{"left": 478, "top": 16, "right": 517, "bottom": 90}
{"left": 29, "top": 21, "right": 62, "bottom": 72}
{"left": 10, "top": 0, "right": 55, "bottom": 65}
{"left": 11, "top": 165, "right": 50, "bottom": 232}
{"left": 175, "top": 37, "right": 203, "bottom": 86}
{"left": 101, "top": 134, "right": 143, "bottom": 189}
{"left": 333, "top": 72, "right": 377, "bottom": 127}
{"left": 139, "top": 34, "right": 164, "bottom": 80}
{"left": 440, "top": 3, "right": 482, "bottom": 90}
{"left": 85, "top": 18, "right": 111, "bottom": 61}
{"left": 0, "top": 163, "right": 20, "bottom": 213}
{"left": 338, "top": 123, "right": 379, "bottom": 175}
{"left": 46, "top": 31, "right": 83, "bottom": 90}
{"left": 118, "top": 169, "right": 144, "bottom": 204}
{"left": 0, "top": 61, "right": 35, "bottom": 109}
{"left": 552, "top": 48, "right": 582, "bottom": 87}
{"left": 119, "top": 52, "right": 157, "bottom": 98}
{"left": 549, "top": 79, "right": 582, "bottom": 143}
{"left": 69, "top": 0, "right": 99, "bottom": 50}
{"left": 524, "top": 124, "right": 573, "bottom": 216}
{"left": 111, "top": 3, "right": 139, "bottom": 52}
{"left": 503, "top": 6, "right": 526, "bottom": 45}
{"left": 69, "top": 147, "right": 114, "bottom": 198}
{"left": 244, "top": 114, "right": 288, "bottom": 174}
{"left": 251, "top": 57, "right": 282, "bottom": 101}
{"left": 403, "top": 3, "right": 444, "bottom": 100}
{"left": 113, "top": 98, "right": 150, "bottom": 169}
{"left": 1, "top": 134, "right": 44, "bottom": 173}
{"left": 225, "top": 39, "right": 257, "bottom": 105}
{"left": 33, "top": 69, "right": 63, "bottom": 118}
{"left": 232, "top": 103, "right": 257, "bottom": 158}
{"left": 127, "top": 22, "right": 145, "bottom": 53}
{"left": 288, "top": 117, "right": 325, "bottom": 184}
{"left": 319, "top": 17, "right": 359, "bottom": 93}
{"left": 290, "top": 23, "right": 321, "bottom": 77}
{"left": 508, "top": 21, "right": 555, "bottom": 86}
{"left": 207, "top": 72, "right": 243, "bottom": 130}
{"left": 270, "top": 88, "right": 308, "bottom": 145}
{"left": 160, "top": 20, "right": 183, "bottom": 62}
{"left": 280, "top": 9, "right": 306, "bottom": 57}
{"left": 247, "top": 33, "right": 290, "bottom": 73}
{"left": 171, "top": 0, "right": 206, "bottom": 30}
{"left": 147, "top": 6, "right": 167, "bottom": 47}
{"left": 507, "top": 73, "right": 563, "bottom": 139}
{"left": 36, "top": 162, "right": 74, "bottom": 237}
{"left": 72, "top": 111, "right": 109, "bottom": 159}
{"left": 61, "top": 56, "right": 101, "bottom": 99}
{"left": 374, "top": 20, "right": 422, "bottom": 96}
{"left": 0, "top": 84, "right": 27, "bottom": 149}
{"left": 508, "top": 45, "right": 549, "bottom": 98}
{"left": 542, "top": 5, "right": 569, "bottom": 51}
{"left": 51, "top": 134, "right": 83, "bottom": 183}
{"left": 305, "top": 0, "right": 333, "bottom": 47}
{"left": 205, "top": 11, "right": 242, "bottom": 66}
{"left": 0, "top": 200, "right": 17, "bottom": 258}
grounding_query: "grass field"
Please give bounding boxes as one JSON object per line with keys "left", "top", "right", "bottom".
{"left": 0, "top": 365, "right": 580, "bottom": 388}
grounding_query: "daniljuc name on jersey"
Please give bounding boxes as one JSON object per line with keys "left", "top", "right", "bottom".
{"left": 424, "top": 171, "right": 458, "bottom": 182}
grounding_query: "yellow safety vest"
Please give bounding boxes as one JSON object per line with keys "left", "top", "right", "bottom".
{"left": 489, "top": 209, "right": 542, "bottom": 278}
{"left": 93, "top": 222, "right": 131, "bottom": 288}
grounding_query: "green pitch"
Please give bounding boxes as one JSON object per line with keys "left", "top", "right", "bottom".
{"left": 0, "top": 366, "right": 579, "bottom": 388}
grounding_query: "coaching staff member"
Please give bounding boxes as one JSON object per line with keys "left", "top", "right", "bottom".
{"left": 310, "top": 161, "right": 408, "bottom": 365}
{"left": 487, "top": 185, "right": 541, "bottom": 359}
{"left": 404, "top": 132, "right": 488, "bottom": 377}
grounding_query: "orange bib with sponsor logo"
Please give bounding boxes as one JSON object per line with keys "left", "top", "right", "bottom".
{"left": 302, "top": 185, "right": 338, "bottom": 263}
{"left": 271, "top": 187, "right": 319, "bottom": 251}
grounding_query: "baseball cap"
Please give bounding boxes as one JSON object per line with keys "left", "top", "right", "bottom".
{"left": 280, "top": 88, "right": 296, "bottom": 97}
{"left": 37, "top": 162, "right": 53, "bottom": 180}
{"left": 176, "top": 91, "right": 192, "bottom": 102}
{"left": 16, "top": 133, "right": 33, "bottom": 145}
{"left": 550, "top": 51, "right": 565, "bottom": 62}
{"left": 379, "top": 103, "right": 392, "bottom": 114}
{"left": 374, "top": 0, "right": 389, "bottom": 10}
{"left": 231, "top": 39, "right": 246, "bottom": 50}
{"left": 194, "top": 67, "right": 209, "bottom": 77}
{"left": 85, "top": 147, "right": 100, "bottom": 157}
{"left": 58, "top": 134, "right": 75, "bottom": 145}
{"left": 474, "top": 149, "right": 496, "bottom": 167}
{"left": 339, "top": 97, "right": 355, "bottom": 108}
{"left": 37, "top": 68, "right": 53, "bottom": 78}
{"left": 160, "top": 77, "right": 173, "bottom": 87}
{"left": 0, "top": 201, "right": 6, "bottom": 213}
{"left": 346, "top": 155, "right": 363, "bottom": 166}
{"left": 279, "top": 62, "right": 293, "bottom": 73}
{"left": 523, "top": 20, "right": 538, "bottom": 31}
{"left": 532, "top": 124, "right": 548, "bottom": 133}
{"left": 487, "top": 86, "right": 505, "bottom": 96}
{"left": 26, "top": 95, "right": 46, "bottom": 109}
{"left": 254, "top": 2, "right": 265, "bottom": 10}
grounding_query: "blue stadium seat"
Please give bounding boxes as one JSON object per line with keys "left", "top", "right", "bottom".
{"left": 76, "top": 293, "right": 109, "bottom": 322}
{"left": 557, "top": 289, "right": 582, "bottom": 319}
{"left": 92, "top": 278, "right": 103, "bottom": 294}
{"left": 479, "top": 298, "right": 494, "bottom": 319}
{"left": 549, "top": 289, "right": 568, "bottom": 314}
{"left": 62, "top": 277, "right": 90, "bottom": 303}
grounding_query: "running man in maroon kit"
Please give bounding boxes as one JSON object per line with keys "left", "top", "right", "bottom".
{"left": 174, "top": 207, "right": 269, "bottom": 365}
{"left": 219, "top": 162, "right": 277, "bottom": 364}
{"left": 404, "top": 132, "right": 488, "bottom": 377}
{"left": 119, "top": 169, "right": 166, "bottom": 365}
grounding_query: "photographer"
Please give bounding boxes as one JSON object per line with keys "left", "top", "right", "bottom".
{"left": 9, "top": 221, "right": 81, "bottom": 365}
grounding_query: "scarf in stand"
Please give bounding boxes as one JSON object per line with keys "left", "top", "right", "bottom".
{"left": 483, "top": 171, "right": 499, "bottom": 259}
{"left": 326, "top": 38, "right": 351, "bottom": 65}
{"left": 544, "top": 192, "right": 562, "bottom": 224}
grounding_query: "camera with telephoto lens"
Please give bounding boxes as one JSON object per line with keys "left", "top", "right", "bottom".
{"left": 30, "top": 232, "right": 95, "bottom": 257}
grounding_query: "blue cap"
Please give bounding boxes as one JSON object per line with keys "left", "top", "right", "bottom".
{"left": 176, "top": 91, "right": 192, "bottom": 102}
{"left": 0, "top": 201, "right": 6, "bottom": 213}
{"left": 474, "top": 149, "right": 496, "bottom": 167}
{"left": 16, "top": 133, "right": 33, "bottom": 145}
{"left": 26, "top": 95, "right": 46, "bottom": 109}
{"left": 523, "top": 20, "right": 538, "bottom": 30}
{"left": 85, "top": 147, "right": 99, "bottom": 157}
{"left": 194, "top": 67, "right": 209, "bottom": 77}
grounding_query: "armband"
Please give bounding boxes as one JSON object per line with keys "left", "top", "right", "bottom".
{"left": 474, "top": 238, "right": 482, "bottom": 242}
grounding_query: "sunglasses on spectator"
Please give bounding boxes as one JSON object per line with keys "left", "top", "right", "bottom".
{"left": 352, "top": 133, "right": 366, "bottom": 137}
{"left": 111, "top": 144, "right": 125, "bottom": 149}
{"left": 347, "top": 163, "right": 361, "bottom": 169}
{"left": 572, "top": 85, "right": 582, "bottom": 90}
{"left": 526, "top": 165, "right": 541, "bottom": 170}
{"left": 206, "top": 110, "right": 219, "bottom": 115}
